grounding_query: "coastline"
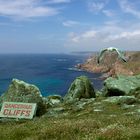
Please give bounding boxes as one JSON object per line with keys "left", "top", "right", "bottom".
{"left": 0, "top": 52, "right": 140, "bottom": 139}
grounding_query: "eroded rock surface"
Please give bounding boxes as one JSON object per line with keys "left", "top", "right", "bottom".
{"left": 102, "top": 75, "right": 140, "bottom": 96}
{"left": 64, "top": 76, "right": 95, "bottom": 102}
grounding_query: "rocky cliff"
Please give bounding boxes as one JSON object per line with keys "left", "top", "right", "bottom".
{"left": 76, "top": 51, "right": 140, "bottom": 78}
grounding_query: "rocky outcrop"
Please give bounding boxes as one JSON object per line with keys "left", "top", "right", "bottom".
{"left": 64, "top": 76, "right": 95, "bottom": 102}
{"left": 47, "top": 74, "right": 140, "bottom": 118}
{"left": 76, "top": 52, "right": 140, "bottom": 78}
{"left": 102, "top": 75, "right": 140, "bottom": 97}
{"left": 0, "top": 79, "right": 46, "bottom": 116}
{"left": 1, "top": 74, "right": 140, "bottom": 120}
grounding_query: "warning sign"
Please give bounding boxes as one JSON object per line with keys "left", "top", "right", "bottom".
{"left": 0, "top": 102, "right": 37, "bottom": 119}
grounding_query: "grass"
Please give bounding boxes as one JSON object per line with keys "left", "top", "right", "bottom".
{"left": 0, "top": 101, "right": 140, "bottom": 140}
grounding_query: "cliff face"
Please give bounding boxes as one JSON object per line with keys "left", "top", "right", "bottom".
{"left": 76, "top": 51, "right": 140, "bottom": 78}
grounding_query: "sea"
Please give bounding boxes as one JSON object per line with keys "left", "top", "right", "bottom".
{"left": 0, "top": 54, "right": 103, "bottom": 97}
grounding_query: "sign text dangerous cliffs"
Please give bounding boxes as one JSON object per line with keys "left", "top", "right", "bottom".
{"left": 0, "top": 102, "right": 37, "bottom": 119}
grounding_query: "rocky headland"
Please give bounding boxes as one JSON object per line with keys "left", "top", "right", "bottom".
{"left": 76, "top": 51, "right": 140, "bottom": 79}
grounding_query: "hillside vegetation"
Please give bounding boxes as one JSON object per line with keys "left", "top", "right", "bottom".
{"left": 1, "top": 100, "right": 140, "bottom": 140}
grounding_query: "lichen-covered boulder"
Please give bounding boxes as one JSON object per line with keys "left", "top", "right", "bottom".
{"left": 64, "top": 76, "right": 95, "bottom": 102}
{"left": 103, "top": 96, "right": 138, "bottom": 105}
{"left": 102, "top": 74, "right": 140, "bottom": 97}
{"left": 0, "top": 79, "right": 46, "bottom": 116}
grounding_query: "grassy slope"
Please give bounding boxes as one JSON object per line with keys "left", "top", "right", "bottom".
{"left": 1, "top": 100, "right": 140, "bottom": 140}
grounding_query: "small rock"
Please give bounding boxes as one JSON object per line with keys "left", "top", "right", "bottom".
{"left": 93, "top": 109, "right": 103, "bottom": 112}
{"left": 121, "top": 104, "right": 136, "bottom": 110}
{"left": 93, "top": 102, "right": 102, "bottom": 105}
{"left": 103, "top": 96, "right": 138, "bottom": 105}
{"left": 46, "top": 95, "right": 62, "bottom": 106}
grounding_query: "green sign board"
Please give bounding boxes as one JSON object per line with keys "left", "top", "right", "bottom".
{"left": 0, "top": 102, "right": 37, "bottom": 119}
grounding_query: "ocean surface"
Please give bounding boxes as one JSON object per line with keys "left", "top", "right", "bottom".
{"left": 0, "top": 54, "right": 103, "bottom": 97}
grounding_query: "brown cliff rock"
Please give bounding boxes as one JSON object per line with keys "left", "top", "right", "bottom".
{"left": 76, "top": 51, "right": 140, "bottom": 78}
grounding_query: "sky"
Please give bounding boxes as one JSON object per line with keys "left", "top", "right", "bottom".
{"left": 0, "top": 0, "right": 140, "bottom": 53}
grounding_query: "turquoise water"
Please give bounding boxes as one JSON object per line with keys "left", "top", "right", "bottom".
{"left": 0, "top": 54, "right": 103, "bottom": 96}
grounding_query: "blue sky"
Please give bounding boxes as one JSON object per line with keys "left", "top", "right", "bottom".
{"left": 0, "top": 0, "right": 140, "bottom": 53}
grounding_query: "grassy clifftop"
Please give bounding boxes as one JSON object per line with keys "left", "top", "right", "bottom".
{"left": 0, "top": 99, "right": 140, "bottom": 140}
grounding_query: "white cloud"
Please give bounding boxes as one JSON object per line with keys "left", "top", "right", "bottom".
{"left": 88, "top": 0, "right": 109, "bottom": 13}
{"left": 68, "top": 32, "right": 80, "bottom": 42}
{"left": 0, "top": 0, "right": 59, "bottom": 20}
{"left": 88, "top": 0, "right": 116, "bottom": 17}
{"left": 69, "top": 30, "right": 97, "bottom": 43}
{"left": 105, "top": 30, "right": 140, "bottom": 42}
{"left": 81, "top": 30, "right": 97, "bottom": 38}
{"left": 67, "top": 22, "right": 140, "bottom": 50}
{"left": 102, "top": 10, "right": 115, "bottom": 17}
{"left": 62, "top": 20, "right": 79, "bottom": 27}
{"left": 88, "top": 2, "right": 105, "bottom": 13}
{"left": 118, "top": 0, "right": 140, "bottom": 18}
{"left": 47, "top": 0, "right": 71, "bottom": 4}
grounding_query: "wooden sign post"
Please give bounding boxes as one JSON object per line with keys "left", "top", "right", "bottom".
{"left": 0, "top": 102, "right": 37, "bottom": 119}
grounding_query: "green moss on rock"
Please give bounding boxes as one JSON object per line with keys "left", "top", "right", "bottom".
{"left": 64, "top": 76, "right": 95, "bottom": 102}
{"left": 0, "top": 79, "right": 46, "bottom": 116}
{"left": 103, "top": 74, "right": 140, "bottom": 97}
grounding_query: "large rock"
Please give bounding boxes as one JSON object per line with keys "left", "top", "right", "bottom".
{"left": 64, "top": 76, "right": 95, "bottom": 102}
{"left": 102, "top": 74, "right": 140, "bottom": 97}
{"left": 0, "top": 79, "right": 46, "bottom": 116}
